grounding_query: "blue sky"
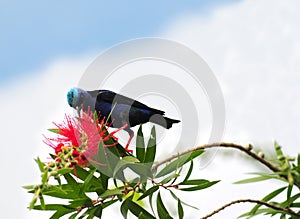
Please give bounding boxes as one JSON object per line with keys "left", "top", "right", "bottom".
{"left": 0, "top": 0, "right": 239, "bottom": 84}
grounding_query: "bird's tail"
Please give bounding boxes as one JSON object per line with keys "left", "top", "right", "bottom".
{"left": 150, "top": 115, "right": 180, "bottom": 129}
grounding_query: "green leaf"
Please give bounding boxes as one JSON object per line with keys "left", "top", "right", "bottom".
{"left": 33, "top": 204, "right": 67, "bottom": 210}
{"left": 39, "top": 185, "right": 76, "bottom": 199}
{"left": 179, "top": 180, "right": 219, "bottom": 191}
{"left": 82, "top": 204, "right": 103, "bottom": 219}
{"left": 178, "top": 199, "right": 184, "bottom": 219}
{"left": 73, "top": 166, "right": 104, "bottom": 192}
{"left": 156, "top": 192, "right": 173, "bottom": 219}
{"left": 122, "top": 156, "right": 141, "bottom": 163}
{"left": 69, "top": 198, "right": 93, "bottom": 208}
{"left": 99, "top": 173, "right": 109, "bottom": 191}
{"left": 106, "top": 102, "right": 117, "bottom": 124}
{"left": 48, "top": 128, "right": 60, "bottom": 134}
{"left": 182, "top": 160, "right": 193, "bottom": 182}
{"left": 95, "top": 140, "right": 112, "bottom": 172}
{"left": 42, "top": 171, "right": 48, "bottom": 185}
{"left": 291, "top": 202, "right": 300, "bottom": 208}
{"left": 34, "top": 204, "right": 75, "bottom": 218}
{"left": 102, "top": 199, "right": 118, "bottom": 208}
{"left": 138, "top": 186, "right": 159, "bottom": 201}
{"left": 144, "top": 126, "right": 156, "bottom": 163}
{"left": 136, "top": 125, "right": 146, "bottom": 162}
{"left": 234, "top": 176, "right": 276, "bottom": 184}
{"left": 23, "top": 185, "right": 36, "bottom": 190}
{"left": 156, "top": 150, "right": 204, "bottom": 178}
{"left": 39, "top": 194, "right": 45, "bottom": 210}
{"left": 50, "top": 209, "right": 74, "bottom": 219}
{"left": 57, "top": 168, "right": 73, "bottom": 175}
{"left": 249, "top": 186, "right": 286, "bottom": 215}
{"left": 149, "top": 192, "right": 155, "bottom": 215}
{"left": 179, "top": 179, "right": 209, "bottom": 185}
{"left": 64, "top": 173, "right": 80, "bottom": 194}
{"left": 93, "top": 205, "right": 103, "bottom": 218}
{"left": 79, "top": 168, "right": 97, "bottom": 195}
{"left": 69, "top": 212, "right": 79, "bottom": 219}
{"left": 35, "top": 157, "right": 45, "bottom": 173}
{"left": 113, "top": 157, "right": 151, "bottom": 180}
{"left": 99, "top": 188, "right": 123, "bottom": 199}
{"left": 126, "top": 198, "right": 156, "bottom": 219}
{"left": 121, "top": 194, "right": 133, "bottom": 219}
{"left": 169, "top": 190, "right": 199, "bottom": 210}
{"left": 129, "top": 163, "right": 153, "bottom": 179}
{"left": 160, "top": 173, "right": 180, "bottom": 184}
{"left": 287, "top": 184, "right": 293, "bottom": 200}
{"left": 138, "top": 212, "right": 147, "bottom": 219}
{"left": 280, "top": 193, "right": 300, "bottom": 208}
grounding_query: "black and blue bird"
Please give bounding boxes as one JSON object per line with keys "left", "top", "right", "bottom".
{"left": 67, "top": 88, "right": 180, "bottom": 150}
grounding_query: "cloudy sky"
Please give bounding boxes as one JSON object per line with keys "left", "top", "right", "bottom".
{"left": 1, "top": 0, "right": 300, "bottom": 218}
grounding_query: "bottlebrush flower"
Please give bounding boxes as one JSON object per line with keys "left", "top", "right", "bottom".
{"left": 44, "top": 110, "right": 124, "bottom": 169}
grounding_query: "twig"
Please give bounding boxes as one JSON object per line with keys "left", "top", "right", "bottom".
{"left": 152, "top": 142, "right": 281, "bottom": 173}
{"left": 200, "top": 198, "right": 300, "bottom": 219}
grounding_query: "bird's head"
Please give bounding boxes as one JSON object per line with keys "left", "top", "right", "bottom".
{"left": 67, "top": 87, "right": 87, "bottom": 108}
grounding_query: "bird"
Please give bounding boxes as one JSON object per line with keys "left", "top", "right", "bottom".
{"left": 67, "top": 88, "right": 180, "bottom": 151}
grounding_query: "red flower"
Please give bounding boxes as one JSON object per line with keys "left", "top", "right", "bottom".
{"left": 44, "top": 110, "right": 124, "bottom": 168}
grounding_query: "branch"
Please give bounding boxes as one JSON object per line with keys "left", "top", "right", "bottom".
{"left": 152, "top": 142, "right": 281, "bottom": 173}
{"left": 200, "top": 199, "right": 300, "bottom": 219}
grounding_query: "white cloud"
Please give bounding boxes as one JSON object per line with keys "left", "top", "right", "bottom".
{"left": 163, "top": 0, "right": 300, "bottom": 218}
{"left": 2, "top": 0, "right": 300, "bottom": 218}
{"left": 165, "top": 0, "right": 300, "bottom": 153}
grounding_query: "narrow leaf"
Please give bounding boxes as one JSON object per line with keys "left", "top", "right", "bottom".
{"left": 178, "top": 199, "right": 184, "bottom": 219}
{"left": 169, "top": 190, "right": 199, "bottom": 210}
{"left": 42, "top": 171, "right": 48, "bottom": 185}
{"left": 64, "top": 173, "right": 80, "bottom": 193}
{"left": 234, "top": 176, "right": 275, "bottom": 184}
{"left": 99, "top": 188, "right": 123, "bottom": 199}
{"left": 126, "top": 198, "right": 156, "bottom": 218}
{"left": 287, "top": 184, "right": 293, "bottom": 200}
{"left": 156, "top": 150, "right": 204, "bottom": 178}
{"left": 57, "top": 168, "right": 73, "bottom": 175}
{"left": 69, "top": 212, "right": 79, "bottom": 219}
{"left": 249, "top": 186, "right": 286, "bottom": 215}
{"left": 120, "top": 202, "right": 129, "bottom": 219}
{"left": 157, "top": 192, "right": 173, "bottom": 219}
{"left": 79, "top": 169, "right": 97, "bottom": 195}
{"left": 179, "top": 180, "right": 219, "bottom": 191}
{"left": 48, "top": 128, "right": 60, "bottom": 134}
{"left": 138, "top": 186, "right": 159, "bottom": 201}
{"left": 144, "top": 126, "right": 156, "bottom": 164}
{"left": 102, "top": 199, "right": 118, "bottom": 208}
{"left": 160, "top": 173, "right": 180, "bottom": 184}
{"left": 179, "top": 179, "right": 209, "bottom": 185}
{"left": 136, "top": 125, "right": 146, "bottom": 162}
{"left": 39, "top": 194, "right": 45, "bottom": 210}
{"left": 35, "top": 157, "right": 45, "bottom": 173}
{"left": 183, "top": 160, "right": 193, "bottom": 182}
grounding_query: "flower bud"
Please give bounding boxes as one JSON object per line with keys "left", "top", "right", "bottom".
{"left": 258, "top": 151, "right": 265, "bottom": 159}
{"left": 245, "top": 144, "right": 253, "bottom": 151}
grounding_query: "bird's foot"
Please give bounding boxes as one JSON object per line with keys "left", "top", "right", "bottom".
{"left": 125, "top": 143, "right": 133, "bottom": 154}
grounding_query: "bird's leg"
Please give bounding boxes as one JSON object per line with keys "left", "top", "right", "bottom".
{"left": 125, "top": 129, "right": 134, "bottom": 153}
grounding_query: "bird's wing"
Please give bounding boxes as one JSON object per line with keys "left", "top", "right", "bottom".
{"left": 88, "top": 90, "right": 165, "bottom": 115}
